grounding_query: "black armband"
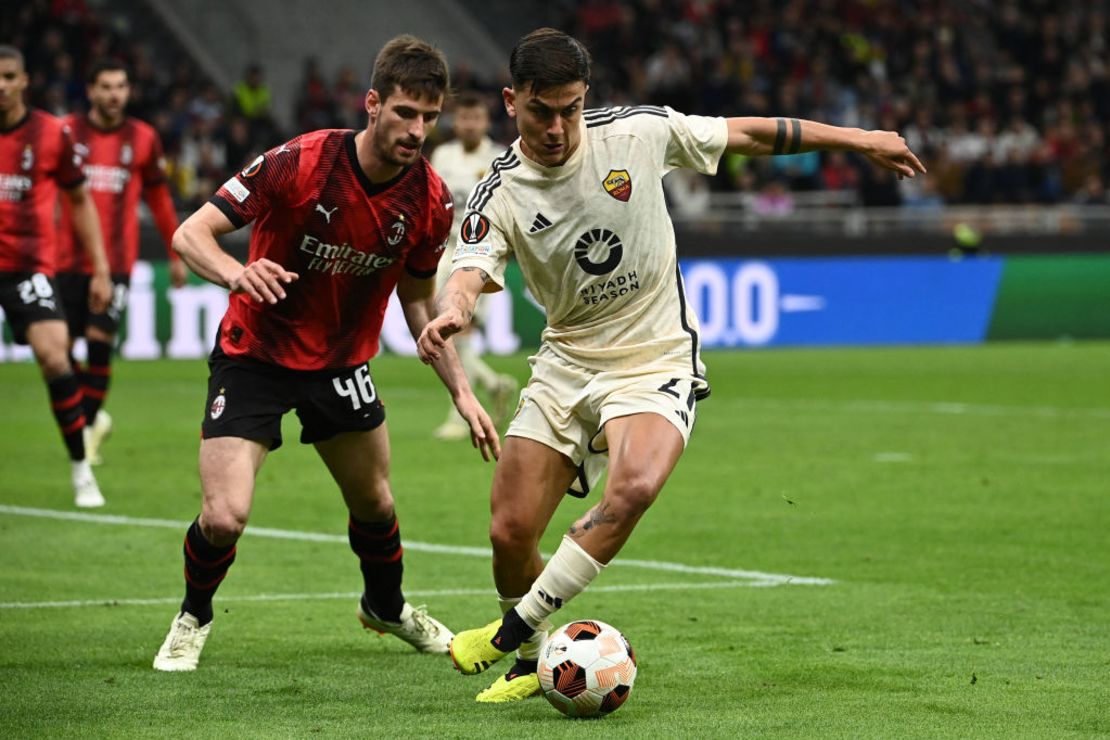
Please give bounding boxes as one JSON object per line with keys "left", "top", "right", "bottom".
{"left": 787, "top": 118, "right": 802, "bottom": 154}
{"left": 773, "top": 118, "right": 803, "bottom": 155}
{"left": 773, "top": 118, "right": 787, "bottom": 154}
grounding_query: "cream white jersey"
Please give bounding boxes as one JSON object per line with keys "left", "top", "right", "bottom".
{"left": 429, "top": 136, "right": 505, "bottom": 233}
{"left": 452, "top": 105, "right": 727, "bottom": 384}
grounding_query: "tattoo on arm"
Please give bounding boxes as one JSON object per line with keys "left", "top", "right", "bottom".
{"left": 772, "top": 118, "right": 802, "bottom": 155}
{"left": 437, "top": 267, "right": 490, "bottom": 323}
{"left": 459, "top": 266, "right": 490, "bottom": 284}
{"left": 568, "top": 502, "right": 619, "bottom": 537}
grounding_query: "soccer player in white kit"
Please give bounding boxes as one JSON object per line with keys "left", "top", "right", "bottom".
{"left": 418, "top": 28, "right": 926, "bottom": 703}
{"left": 429, "top": 91, "right": 518, "bottom": 440}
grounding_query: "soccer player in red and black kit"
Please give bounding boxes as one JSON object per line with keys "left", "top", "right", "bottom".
{"left": 0, "top": 45, "right": 112, "bottom": 508}
{"left": 57, "top": 59, "right": 189, "bottom": 466}
{"left": 152, "top": 36, "right": 500, "bottom": 671}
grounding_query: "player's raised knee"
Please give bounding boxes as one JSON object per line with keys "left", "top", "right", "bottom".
{"left": 603, "top": 473, "right": 662, "bottom": 517}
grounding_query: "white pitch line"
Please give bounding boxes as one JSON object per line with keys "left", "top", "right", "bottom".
{"left": 0, "top": 580, "right": 786, "bottom": 611}
{"left": 0, "top": 505, "right": 833, "bottom": 586}
{"left": 725, "top": 397, "right": 1110, "bottom": 420}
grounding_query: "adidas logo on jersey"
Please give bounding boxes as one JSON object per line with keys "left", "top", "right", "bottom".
{"left": 529, "top": 212, "right": 552, "bottom": 234}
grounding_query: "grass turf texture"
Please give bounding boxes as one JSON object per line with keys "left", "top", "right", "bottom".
{"left": 1, "top": 343, "right": 1108, "bottom": 738}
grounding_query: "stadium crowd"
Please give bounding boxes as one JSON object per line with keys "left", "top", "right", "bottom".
{"left": 6, "top": 0, "right": 1109, "bottom": 210}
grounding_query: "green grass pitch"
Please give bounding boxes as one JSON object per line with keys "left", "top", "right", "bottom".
{"left": 1, "top": 343, "right": 1108, "bottom": 738}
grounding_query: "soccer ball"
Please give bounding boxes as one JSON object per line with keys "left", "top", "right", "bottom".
{"left": 538, "top": 619, "right": 637, "bottom": 718}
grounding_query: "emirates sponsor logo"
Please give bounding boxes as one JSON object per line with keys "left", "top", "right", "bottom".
{"left": 0, "top": 173, "right": 32, "bottom": 201}
{"left": 299, "top": 234, "right": 397, "bottom": 277}
{"left": 84, "top": 164, "right": 131, "bottom": 194}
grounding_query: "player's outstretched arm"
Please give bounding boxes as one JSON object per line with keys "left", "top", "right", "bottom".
{"left": 63, "top": 183, "right": 112, "bottom": 313}
{"left": 172, "top": 203, "right": 298, "bottom": 304}
{"left": 400, "top": 271, "right": 501, "bottom": 461}
{"left": 725, "top": 117, "right": 926, "bottom": 178}
{"left": 416, "top": 266, "right": 489, "bottom": 363}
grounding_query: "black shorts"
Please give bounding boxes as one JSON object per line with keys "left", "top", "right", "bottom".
{"left": 0, "top": 272, "right": 67, "bottom": 344}
{"left": 56, "top": 272, "right": 130, "bottom": 337}
{"left": 201, "top": 343, "right": 386, "bottom": 450}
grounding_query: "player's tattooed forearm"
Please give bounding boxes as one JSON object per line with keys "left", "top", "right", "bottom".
{"left": 568, "top": 502, "right": 618, "bottom": 537}
{"left": 435, "top": 288, "right": 473, "bottom": 324}
{"left": 772, "top": 118, "right": 802, "bottom": 155}
{"left": 459, "top": 266, "right": 491, "bottom": 284}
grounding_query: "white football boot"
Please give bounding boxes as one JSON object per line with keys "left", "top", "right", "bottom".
{"left": 71, "top": 459, "right": 105, "bottom": 508}
{"left": 83, "top": 410, "right": 112, "bottom": 465}
{"left": 153, "top": 612, "right": 211, "bottom": 671}
{"left": 357, "top": 601, "right": 453, "bottom": 654}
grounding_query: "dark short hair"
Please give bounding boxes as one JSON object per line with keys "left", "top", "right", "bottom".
{"left": 0, "top": 45, "right": 25, "bottom": 70}
{"left": 509, "top": 28, "right": 591, "bottom": 94}
{"left": 87, "top": 58, "right": 128, "bottom": 85}
{"left": 453, "top": 90, "right": 486, "bottom": 111}
{"left": 371, "top": 35, "right": 449, "bottom": 102}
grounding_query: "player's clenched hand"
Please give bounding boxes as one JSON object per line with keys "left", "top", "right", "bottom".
{"left": 417, "top": 312, "right": 466, "bottom": 364}
{"left": 89, "top": 272, "right": 112, "bottom": 313}
{"left": 230, "top": 258, "right": 299, "bottom": 304}
{"left": 860, "top": 130, "right": 927, "bottom": 179}
{"left": 454, "top": 393, "right": 501, "bottom": 462}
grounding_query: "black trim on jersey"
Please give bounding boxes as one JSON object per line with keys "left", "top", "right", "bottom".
{"left": 345, "top": 130, "right": 410, "bottom": 198}
{"left": 85, "top": 114, "right": 127, "bottom": 134}
{"left": 465, "top": 149, "right": 520, "bottom": 213}
{"left": 0, "top": 110, "right": 31, "bottom": 134}
{"left": 674, "top": 261, "right": 710, "bottom": 400}
{"left": 405, "top": 265, "right": 438, "bottom": 279}
{"left": 209, "top": 194, "right": 246, "bottom": 229}
{"left": 584, "top": 105, "right": 669, "bottom": 129}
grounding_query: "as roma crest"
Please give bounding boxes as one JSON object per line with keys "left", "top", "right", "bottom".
{"left": 603, "top": 169, "right": 632, "bottom": 202}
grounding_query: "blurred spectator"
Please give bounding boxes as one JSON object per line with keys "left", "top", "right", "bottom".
{"left": 1074, "top": 174, "right": 1110, "bottom": 206}
{"left": 232, "top": 63, "right": 271, "bottom": 121}
{"left": 752, "top": 180, "right": 795, "bottom": 217}
{"left": 295, "top": 56, "right": 334, "bottom": 132}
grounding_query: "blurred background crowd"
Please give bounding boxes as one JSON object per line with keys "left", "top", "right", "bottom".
{"left": 6, "top": 0, "right": 1109, "bottom": 213}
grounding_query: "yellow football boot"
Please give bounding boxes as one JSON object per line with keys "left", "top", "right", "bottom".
{"left": 449, "top": 619, "right": 509, "bottom": 675}
{"left": 475, "top": 671, "right": 542, "bottom": 703}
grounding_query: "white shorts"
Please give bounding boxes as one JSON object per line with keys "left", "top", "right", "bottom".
{"left": 506, "top": 344, "right": 705, "bottom": 495}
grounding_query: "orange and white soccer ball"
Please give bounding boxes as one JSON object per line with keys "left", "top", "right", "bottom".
{"left": 538, "top": 619, "right": 637, "bottom": 717}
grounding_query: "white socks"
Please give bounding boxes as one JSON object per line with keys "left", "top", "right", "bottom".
{"left": 516, "top": 536, "right": 605, "bottom": 630}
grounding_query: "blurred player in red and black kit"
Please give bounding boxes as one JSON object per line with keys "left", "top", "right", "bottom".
{"left": 57, "top": 58, "right": 189, "bottom": 465}
{"left": 153, "top": 35, "right": 500, "bottom": 671}
{"left": 0, "top": 45, "right": 112, "bottom": 507}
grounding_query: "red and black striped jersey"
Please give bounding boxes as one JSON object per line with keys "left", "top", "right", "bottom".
{"left": 209, "top": 128, "right": 452, "bottom": 371}
{"left": 0, "top": 109, "right": 85, "bottom": 274}
{"left": 57, "top": 114, "right": 180, "bottom": 275}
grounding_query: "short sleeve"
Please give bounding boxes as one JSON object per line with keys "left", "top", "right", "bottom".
{"left": 56, "top": 122, "right": 85, "bottom": 188}
{"left": 450, "top": 198, "right": 511, "bottom": 291}
{"left": 661, "top": 107, "right": 728, "bottom": 176}
{"left": 209, "top": 140, "right": 300, "bottom": 228}
{"left": 405, "top": 185, "right": 454, "bottom": 279}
